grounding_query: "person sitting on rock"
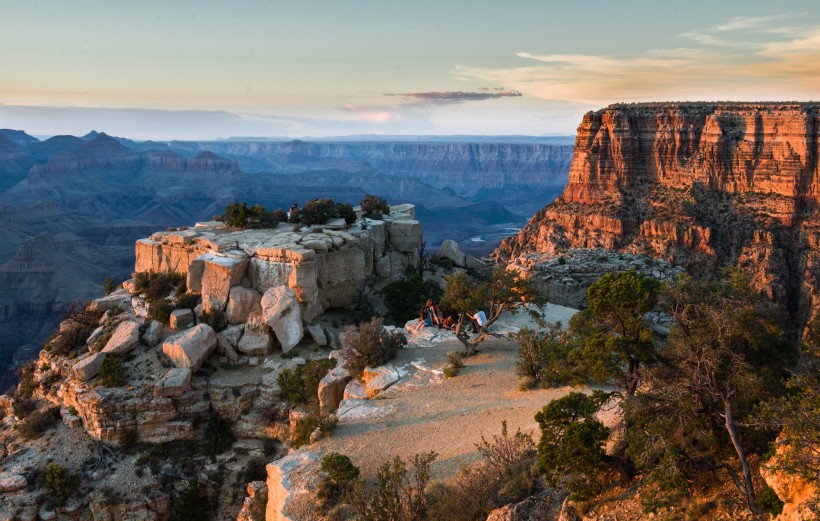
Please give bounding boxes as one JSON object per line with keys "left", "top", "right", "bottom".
{"left": 424, "top": 299, "right": 444, "bottom": 329}
{"left": 442, "top": 314, "right": 456, "bottom": 329}
{"left": 470, "top": 310, "right": 488, "bottom": 333}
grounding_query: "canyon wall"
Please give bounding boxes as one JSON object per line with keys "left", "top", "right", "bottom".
{"left": 497, "top": 102, "right": 820, "bottom": 331}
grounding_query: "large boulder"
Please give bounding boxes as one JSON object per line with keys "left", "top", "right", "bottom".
{"left": 142, "top": 320, "right": 163, "bottom": 347}
{"left": 318, "top": 366, "right": 353, "bottom": 412}
{"left": 154, "top": 367, "right": 192, "bottom": 397}
{"left": 101, "top": 321, "right": 141, "bottom": 355}
{"left": 196, "top": 254, "right": 249, "bottom": 313}
{"left": 261, "top": 286, "right": 303, "bottom": 353}
{"left": 162, "top": 324, "right": 217, "bottom": 371}
{"left": 386, "top": 219, "right": 422, "bottom": 253}
{"left": 87, "top": 290, "right": 130, "bottom": 313}
{"left": 0, "top": 472, "right": 27, "bottom": 492}
{"left": 436, "top": 239, "right": 467, "bottom": 267}
{"left": 73, "top": 353, "right": 107, "bottom": 381}
{"left": 237, "top": 310, "right": 272, "bottom": 355}
{"left": 305, "top": 324, "right": 327, "bottom": 346}
{"left": 227, "top": 286, "right": 262, "bottom": 325}
{"left": 266, "top": 450, "right": 322, "bottom": 521}
{"left": 169, "top": 309, "right": 194, "bottom": 329}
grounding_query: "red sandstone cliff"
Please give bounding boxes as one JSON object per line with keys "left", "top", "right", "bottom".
{"left": 496, "top": 102, "right": 820, "bottom": 331}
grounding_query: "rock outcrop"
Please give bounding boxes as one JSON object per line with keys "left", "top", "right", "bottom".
{"left": 134, "top": 205, "right": 421, "bottom": 324}
{"left": 497, "top": 102, "right": 820, "bottom": 332}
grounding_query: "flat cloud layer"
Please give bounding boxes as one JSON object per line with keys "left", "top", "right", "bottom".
{"left": 455, "top": 15, "right": 820, "bottom": 104}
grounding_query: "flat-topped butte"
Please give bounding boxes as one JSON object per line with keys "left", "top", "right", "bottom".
{"left": 134, "top": 204, "right": 422, "bottom": 322}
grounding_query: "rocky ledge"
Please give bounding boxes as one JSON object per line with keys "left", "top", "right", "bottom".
{"left": 135, "top": 204, "right": 421, "bottom": 323}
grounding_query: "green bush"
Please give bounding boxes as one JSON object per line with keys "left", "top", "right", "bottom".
{"left": 12, "top": 396, "right": 37, "bottom": 419}
{"left": 514, "top": 323, "right": 579, "bottom": 388}
{"left": 17, "top": 362, "right": 37, "bottom": 399}
{"left": 103, "top": 277, "right": 117, "bottom": 295}
{"left": 341, "top": 318, "right": 406, "bottom": 374}
{"left": 337, "top": 203, "right": 357, "bottom": 224}
{"left": 18, "top": 406, "right": 60, "bottom": 440}
{"left": 360, "top": 194, "right": 390, "bottom": 218}
{"left": 447, "top": 351, "right": 464, "bottom": 369}
{"left": 316, "top": 453, "right": 361, "bottom": 515}
{"left": 134, "top": 271, "right": 186, "bottom": 301}
{"left": 43, "top": 462, "right": 79, "bottom": 506}
{"left": 174, "top": 292, "right": 200, "bottom": 310}
{"left": 755, "top": 484, "right": 784, "bottom": 516}
{"left": 443, "top": 366, "right": 459, "bottom": 378}
{"left": 301, "top": 198, "right": 338, "bottom": 226}
{"left": 221, "top": 201, "right": 285, "bottom": 228}
{"left": 347, "top": 452, "right": 436, "bottom": 521}
{"left": 535, "top": 391, "right": 610, "bottom": 501}
{"left": 381, "top": 265, "right": 442, "bottom": 322}
{"left": 277, "top": 358, "right": 336, "bottom": 407}
{"left": 99, "top": 356, "right": 126, "bottom": 387}
{"left": 149, "top": 298, "right": 174, "bottom": 324}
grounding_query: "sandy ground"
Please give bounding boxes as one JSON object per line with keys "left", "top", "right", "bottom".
{"left": 313, "top": 304, "right": 585, "bottom": 480}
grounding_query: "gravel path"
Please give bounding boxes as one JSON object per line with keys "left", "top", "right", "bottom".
{"left": 314, "top": 318, "right": 584, "bottom": 480}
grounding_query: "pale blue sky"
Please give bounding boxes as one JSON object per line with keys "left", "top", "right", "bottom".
{"left": 2, "top": 0, "right": 819, "bottom": 139}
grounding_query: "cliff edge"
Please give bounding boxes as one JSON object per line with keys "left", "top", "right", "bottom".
{"left": 496, "top": 102, "right": 820, "bottom": 332}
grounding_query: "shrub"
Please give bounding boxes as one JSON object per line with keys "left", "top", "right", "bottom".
{"left": 360, "top": 194, "right": 390, "bottom": 218}
{"left": 103, "top": 277, "right": 117, "bottom": 295}
{"left": 301, "top": 198, "right": 336, "bottom": 226}
{"left": 176, "top": 479, "right": 208, "bottom": 521}
{"left": 289, "top": 413, "right": 319, "bottom": 448}
{"left": 220, "top": 201, "right": 285, "bottom": 228}
{"left": 149, "top": 298, "right": 174, "bottom": 324}
{"left": 43, "top": 462, "right": 79, "bottom": 506}
{"left": 443, "top": 366, "right": 459, "bottom": 378}
{"left": 99, "top": 356, "right": 126, "bottom": 387}
{"left": 174, "top": 292, "right": 200, "bottom": 310}
{"left": 341, "top": 318, "right": 406, "bottom": 374}
{"left": 18, "top": 407, "right": 60, "bottom": 440}
{"left": 337, "top": 203, "right": 357, "bottom": 225}
{"left": 514, "top": 323, "right": 579, "bottom": 388}
{"left": 347, "top": 452, "right": 436, "bottom": 521}
{"left": 447, "top": 351, "right": 464, "bottom": 369}
{"left": 381, "top": 265, "right": 442, "bottom": 322}
{"left": 133, "top": 270, "right": 185, "bottom": 300}
{"left": 755, "top": 484, "right": 784, "bottom": 516}
{"left": 557, "top": 256, "right": 566, "bottom": 265}
{"left": 535, "top": 391, "right": 610, "bottom": 501}
{"left": 17, "top": 362, "right": 37, "bottom": 398}
{"left": 316, "top": 453, "right": 361, "bottom": 515}
{"left": 277, "top": 358, "right": 336, "bottom": 407}
{"left": 12, "top": 396, "right": 37, "bottom": 419}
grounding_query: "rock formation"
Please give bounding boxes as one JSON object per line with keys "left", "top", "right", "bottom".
{"left": 497, "top": 102, "right": 820, "bottom": 332}
{"left": 134, "top": 204, "right": 421, "bottom": 324}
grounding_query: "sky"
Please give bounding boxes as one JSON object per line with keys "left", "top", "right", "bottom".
{"left": 2, "top": 0, "right": 819, "bottom": 140}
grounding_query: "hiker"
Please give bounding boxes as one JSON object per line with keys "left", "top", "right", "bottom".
{"left": 470, "top": 310, "right": 488, "bottom": 333}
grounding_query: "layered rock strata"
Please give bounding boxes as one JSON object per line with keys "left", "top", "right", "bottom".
{"left": 497, "top": 103, "right": 820, "bottom": 331}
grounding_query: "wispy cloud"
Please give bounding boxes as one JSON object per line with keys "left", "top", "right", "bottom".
{"left": 454, "top": 15, "right": 820, "bottom": 105}
{"left": 388, "top": 89, "right": 522, "bottom": 106}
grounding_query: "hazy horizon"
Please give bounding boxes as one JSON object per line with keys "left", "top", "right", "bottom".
{"left": 3, "top": 1, "right": 820, "bottom": 139}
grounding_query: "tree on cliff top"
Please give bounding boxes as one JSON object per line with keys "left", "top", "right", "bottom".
{"left": 440, "top": 268, "right": 534, "bottom": 356}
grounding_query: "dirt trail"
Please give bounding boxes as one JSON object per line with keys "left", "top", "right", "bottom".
{"left": 313, "top": 330, "right": 583, "bottom": 481}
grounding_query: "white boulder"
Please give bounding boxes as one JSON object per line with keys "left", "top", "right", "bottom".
{"left": 261, "top": 286, "right": 304, "bottom": 353}
{"left": 101, "top": 321, "right": 141, "bottom": 355}
{"left": 162, "top": 324, "right": 217, "bottom": 371}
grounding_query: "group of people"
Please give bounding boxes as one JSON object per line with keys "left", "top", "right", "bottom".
{"left": 416, "top": 299, "right": 487, "bottom": 333}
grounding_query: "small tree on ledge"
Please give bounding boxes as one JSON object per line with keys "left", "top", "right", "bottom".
{"left": 440, "top": 267, "right": 534, "bottom": 356}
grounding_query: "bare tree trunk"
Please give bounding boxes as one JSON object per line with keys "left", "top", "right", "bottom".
{"left": 722, "top": 395, "right": 760, "bottom": 514}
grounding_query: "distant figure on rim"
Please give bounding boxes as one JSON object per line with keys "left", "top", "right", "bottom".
{"left": 288, "top": 203, "right": 300, "bottom": 223}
